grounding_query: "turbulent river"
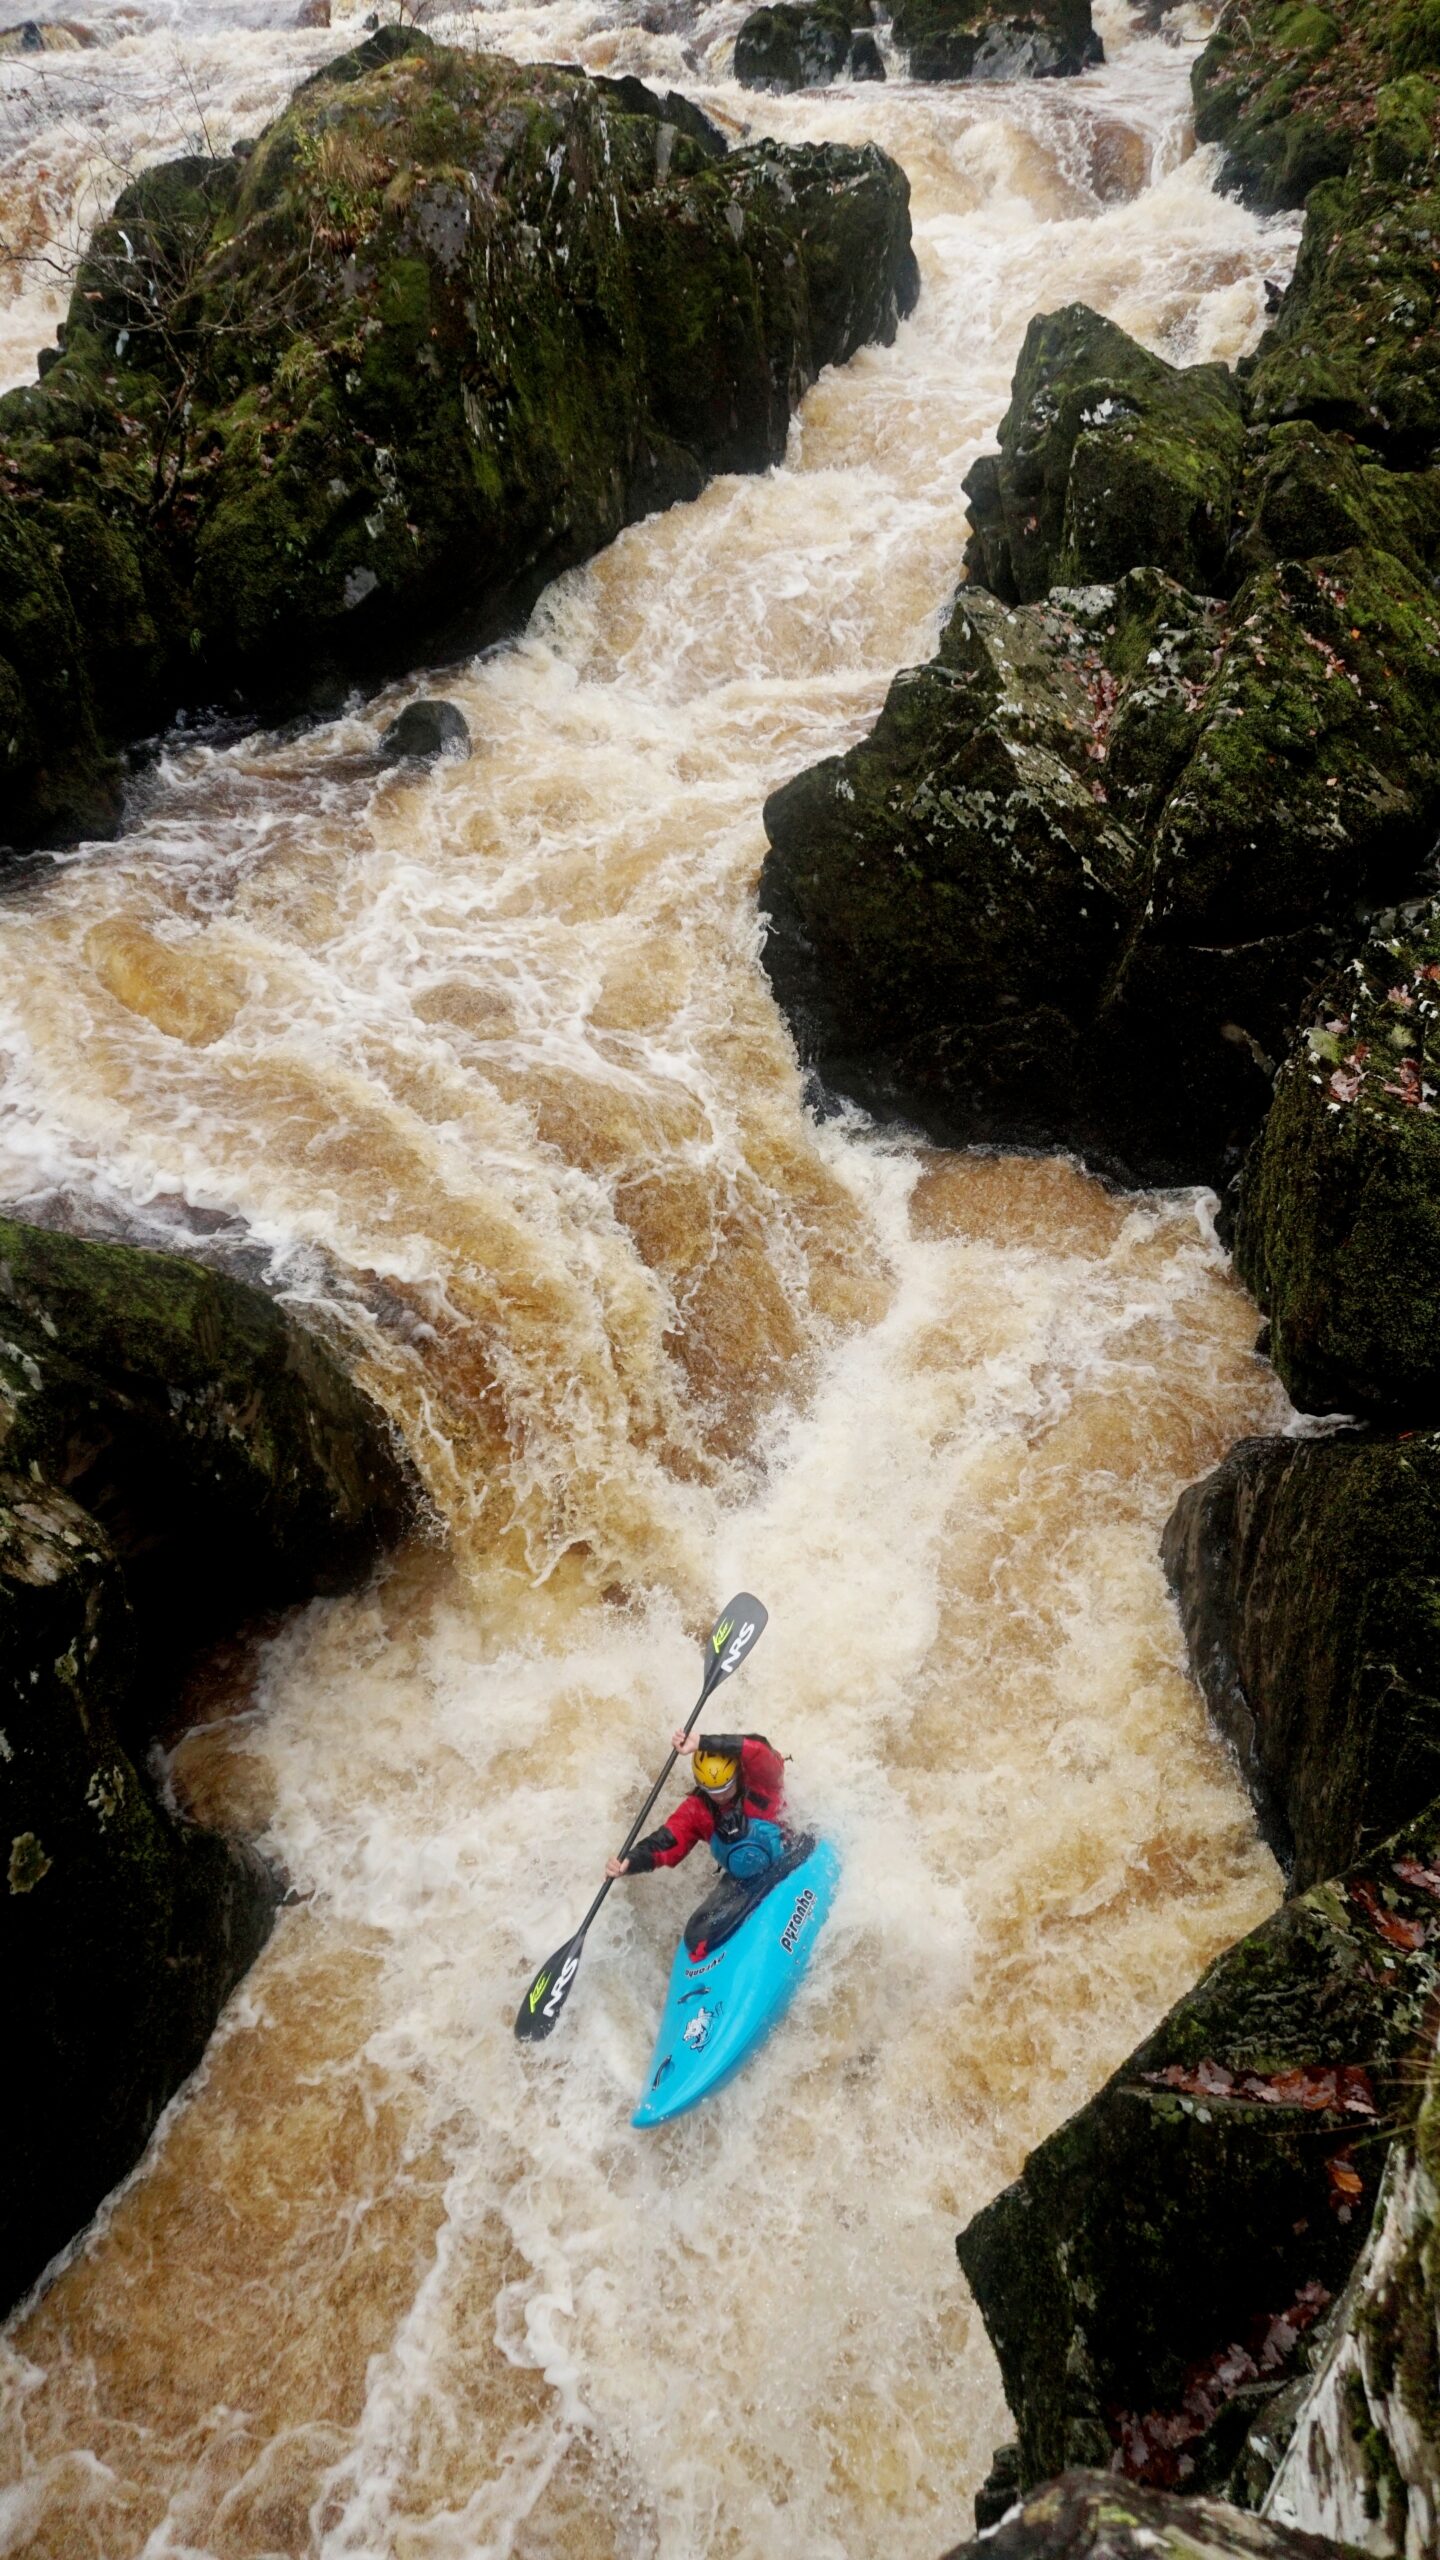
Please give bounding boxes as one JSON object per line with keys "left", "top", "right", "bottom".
{"left": 0, "top": 3, "right": 1305, "bottom": 2552}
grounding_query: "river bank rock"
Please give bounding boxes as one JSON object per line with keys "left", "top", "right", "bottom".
{"left": 956, "top": 1801, "right": 1440, "bottom": 2500}
{"left": 1231, "top": 907, "right": 1440, "bottom": 1423}
{"left": 1260, "top": 2032, "right": 1440, "bottom": 2547}
{"left": 0, "top": 1214, "right": 415, "bottom": 2311}
{"left": 1192, "top": 0, "right": 1440, "bottom": 214}
{"left": 760, "top": 537, "right": 1440, "bottom": 1184}
{"left": 940, "top": 2470, "right": 1359, "bottom": 2558}
{"left": 891, "top": 0, "right": 1100, "bottom": 82}
{"left": 962, "top": 303, "right": 1245, "bottom": 602}
{"left": 1163, "top": 1432, "right": 1440, "bottom": 1892}
{"left": 734, "top": 2, "right": 884, "bottom": 89}
{"left": 0, "top": 28, "right": 918, "bottom": 857}
{"left": 1245, "top": 163, "right": 1440, "bottom": 466}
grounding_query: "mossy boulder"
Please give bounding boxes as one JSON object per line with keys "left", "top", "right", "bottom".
{"left": 1192, "top": 0, "right": 1437, "bottom": 212}
{"left": 760, "top": 541, "right": 1440, "bottom": 1185}
{"left": 0, "top": 32, "right": 917, "bottom": 856}
{"left": 734, "top": 2, "right": 882, "bottom": 89}
{"left": 0, "top": 1214, "right": 415, "bottom": 2310}
{"left": 1232, "top": 420, "right": 1440, "bottom": 580}
{"left": 891, "top": 0, "right": 1099, "bottom": 79}
{"left": 0, "top": 1213, "right": 412, "bottom": 1666}
{"left": 963, "top": 304, "right": 1245, "bottom": 603}
{"left": 1245, "top": 169, "right": 1440, "bottom": 464}
{"left": 941, "top": 2470, "right": 1360, "bottom": 2559}
{"left": 1164, "top": 1431, "right": 1440, "bottom": 1890}
{"left": 957, "top": 1800, "right": 1440, "bottom": 2496}
{"left": 1231, "top": 907, "right": 1440, "bottom": 1422}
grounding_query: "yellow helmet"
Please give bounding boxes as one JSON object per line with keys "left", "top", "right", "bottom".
{"left": 694, "top": 1748, "right": 739, "bottom": 1796}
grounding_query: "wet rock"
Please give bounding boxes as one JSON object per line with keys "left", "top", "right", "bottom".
{"left": 1, "top": 1476, "right": 277, "bottom": 2317}
{"left": 588, "top": 70, "right": 729, "bottom": 156}
{"left": 760, "top": 542, "right": 1440, "bottom": 1186}
{"left": 1231, "top": 905, "right": 1440, "bottom": 1422}
{"left": 0, "top": 33, "right": 917, "bottom": 856}
{"left": 295, "top": 0, "right": 330, "bottom": 21}
{"left": 0, "top": 1213, "right": 417, "bottom": 2311}
{"left": 734, "top": 2, "right": 852, "bottom": 89}
{"left": 891, "top": 0, "right": 1100, "bottom": 83}
{"left": 379, "top": 697, "right": 471, "bottom": 762}
{"left": 0, "top": 490, "right": 125, "bottom": 852}
{"left": 1191, "top": 0, "right": 1440, "bottom": 215}
{"left": 1261, "top": 2036, "right": 1440, "bottom": 2544}
{"left": 1245, "top": 163, "right": 1440, "bottom": 467}
{"left": 940, "top": 2469, "right": 1358, "bottom": 2558}
{"left": 1163, "top": 1431, "right": 1440, "bottom": 1889}
{"left": 849, "top": 28, "right": 886, "bottom": 76}
{"left": 973, "top": 2441, "right": 1024, "bottom": 2531}
{"left": 1232, "top": 421, "right": 1440, "bottom": 582}
{"left": 963, "top": 302, "right": 1245, "bottom": 602}
{"left": 0, "top": 1215, "right": 414, "bottom": 1650}
{"left": 956, "top": 1801, "right": 1440, "bottom": 2496}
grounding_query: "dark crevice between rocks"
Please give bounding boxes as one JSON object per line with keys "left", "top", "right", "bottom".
{"left": 0, "top": 1212, "right": 418, "bottom": 2315}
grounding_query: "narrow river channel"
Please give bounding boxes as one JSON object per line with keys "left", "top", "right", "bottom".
{"left": 0, "top": 3, "right": 1302, "bottom": 2550}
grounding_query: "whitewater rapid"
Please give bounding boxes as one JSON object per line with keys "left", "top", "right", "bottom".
{"left": 0, "top": 3, "right": 1301, "bottom": 2552}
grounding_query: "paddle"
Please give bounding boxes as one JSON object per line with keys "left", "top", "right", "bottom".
{"left": 514, "top": 1594, "right": 769, "bottom": 2043}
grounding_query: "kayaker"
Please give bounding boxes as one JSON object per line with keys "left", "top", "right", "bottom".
{"left": 605, "top": 1732, "right": 788, "bottom": 1884}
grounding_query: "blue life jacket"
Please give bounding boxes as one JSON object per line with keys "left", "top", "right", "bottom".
{"left": 710, "top": 1815, "right": 785, "bottom": 1882}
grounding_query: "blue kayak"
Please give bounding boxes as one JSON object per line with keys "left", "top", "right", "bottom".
{"left": 632, "top": 1835, "right": 840, "bottom": 2126}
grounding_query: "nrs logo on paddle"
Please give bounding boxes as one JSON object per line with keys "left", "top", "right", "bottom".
{"left": 711, "top": 1616, "right": 758, "bottom": 1675}
{"left": 780, "top": 1888, "right": 816, "bottom": 1955}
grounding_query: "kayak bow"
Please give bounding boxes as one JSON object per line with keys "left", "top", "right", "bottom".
{"left": 632, "top": 1836, "right": 840, "bottom": 2127}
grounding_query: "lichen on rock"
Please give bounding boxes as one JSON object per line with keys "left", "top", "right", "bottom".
{"left": 940, "top": 2467, "right": 1361, "bottom": 2558}
{"left": 1232, "top": 905, "right": 1440, "bottom": 1424}
{"left": 760, "top": 536, "right": 1440, "bottom": 1184}
{"left": 957, "top": 1802, "right": 1440, "bottom": 2500}
{"left": 963, "top": 303, "right": 1245, "bottom": 603}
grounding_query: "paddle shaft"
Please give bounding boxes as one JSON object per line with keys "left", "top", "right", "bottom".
{"left": 569, "top": 1684, "right": 714, "bottom": 1949}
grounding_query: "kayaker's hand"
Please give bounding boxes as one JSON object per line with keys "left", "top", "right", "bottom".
{"left": 672, "top": 1727, "right": 695, "bottom": 1756}
{"left": 606, "top": 1855, "right": 630, "bottom": 1878}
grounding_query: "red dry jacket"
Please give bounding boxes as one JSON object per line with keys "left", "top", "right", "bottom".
{"left": 627, "top": 1734, "right": 786, "bottom": 1871}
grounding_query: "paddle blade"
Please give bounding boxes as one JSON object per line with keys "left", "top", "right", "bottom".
{"left": 701, "top": 1594, "right": 768, "bottom": 1697}
{"left": 514, "top": 1932, "right": 587, "bottom": 2042}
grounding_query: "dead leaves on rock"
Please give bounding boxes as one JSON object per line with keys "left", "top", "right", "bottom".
{"left": 1111, "top": 2278, "right": 1332, "bottom": 2489}
{"left": 1142, "top": 2058, "right": 1379, "bottom": 2114}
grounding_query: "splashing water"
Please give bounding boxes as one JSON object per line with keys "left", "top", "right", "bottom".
{"left": 0, "top": 3, "right": 1300, "bottom": 2553}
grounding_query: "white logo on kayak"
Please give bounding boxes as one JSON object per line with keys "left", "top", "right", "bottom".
{"left": 683, "top": 2006, "right": 716, "bottom": 2051}
{"left": 780, "top": 1887, "right": 816, "bottom": 1955}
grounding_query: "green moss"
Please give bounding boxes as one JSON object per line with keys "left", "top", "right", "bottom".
{"left": 1164, "top": 1431, "right": 1440, "bottom": 1888}
{"left": 1246, "top": 171, "right": 1440, "bottom": 461}
{"left": 1234, "top": 904, "right": 1440, "bottom": 1419}
{"left": 0, "top": 40, "right": 916, "bottom": 855}
{"left": 964, "top": 303, "right": 1243, "bottom": 604}
{"left": 762, "top": 528, "right": 1440, "bottom": 1184}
